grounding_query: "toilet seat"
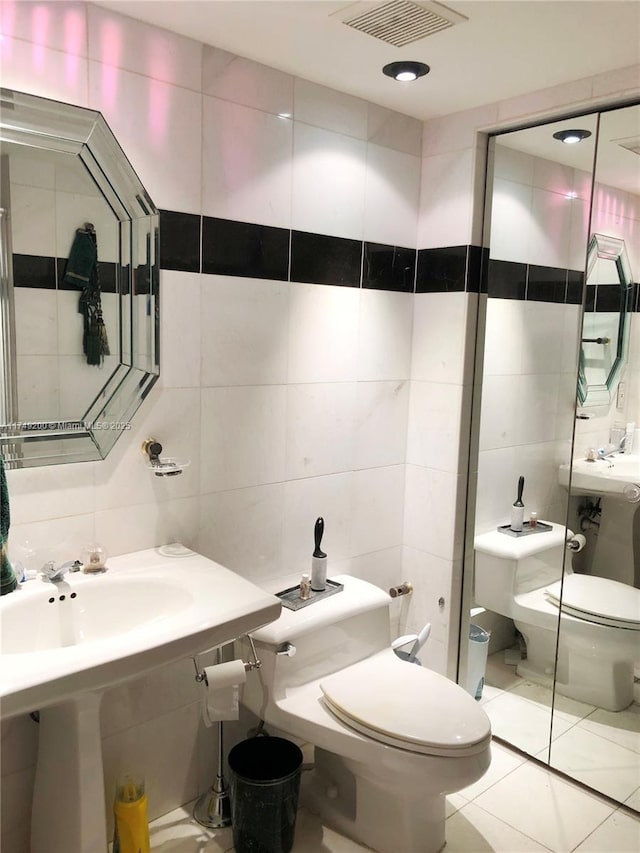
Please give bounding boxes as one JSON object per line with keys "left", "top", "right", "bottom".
{"left": 320, "top": 649, "right": 491, "bottom": 758}
{"left": 545, "top": 575, "right": 640, "bottom": 630}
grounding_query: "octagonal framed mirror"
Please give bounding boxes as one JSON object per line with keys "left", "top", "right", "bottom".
{"left": 577, "top": 232, "right": 633, "bottom": 409}
{"left": 0, "top": 89, "right": 159, "bottom": 469}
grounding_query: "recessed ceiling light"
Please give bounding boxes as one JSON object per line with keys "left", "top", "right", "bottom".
{"left": 382, "top": 61, "right": 430, "bottom": 82}
{"left": 553, "top": 129, "right": 592, "bottom": 145}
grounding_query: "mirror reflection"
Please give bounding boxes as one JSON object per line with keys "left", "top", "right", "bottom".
{"left": 0, "top": 89, "right": 160, "bottom": 469}
{"left": 6, "top": 143, "right": 121, "bottom": 422}
{"left": 578, "top": 233, "right": 633, "bottom": 407}
{"left": 461, "top": 101, "right": 640, "bottom": 810}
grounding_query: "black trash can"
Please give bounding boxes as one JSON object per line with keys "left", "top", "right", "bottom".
{"left": 228, "top": 736, "right": 303, "bottom": 853}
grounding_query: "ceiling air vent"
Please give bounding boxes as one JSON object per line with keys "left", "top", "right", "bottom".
{"left": 336, "top": 0, "right": 468, "bottom": 48}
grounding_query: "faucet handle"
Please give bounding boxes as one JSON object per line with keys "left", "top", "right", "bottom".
{"left": 40, "top": 560, "right": 58, "bottom": 579}
{"left": 40, "top": 559, "right": 83, "bottom": 581}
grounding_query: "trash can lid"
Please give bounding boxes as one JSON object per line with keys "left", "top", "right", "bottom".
{"left": 320, "top": 649, "right": 490, "bottom": 758}
{"left": 469, "top": 624, "right": 490, "bottom": 642}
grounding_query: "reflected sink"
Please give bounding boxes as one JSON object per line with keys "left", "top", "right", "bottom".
{"left": 559, "top": 453, "right": 640, "bottom": 497}
{"left": 0, "top": 546, "right": 281, "bottom": 719}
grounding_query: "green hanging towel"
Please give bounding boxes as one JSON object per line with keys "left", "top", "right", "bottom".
{"left": 0, "top": 456, "right": 17, "bottom": 596}
{"left": 63, "top": 223, "right": 110, "bottom": 366}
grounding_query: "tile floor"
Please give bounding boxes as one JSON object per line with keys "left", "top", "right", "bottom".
{"left": 136, "top": 648, "right": 640, "bottom": 852}
{"left": 481, "top": 651, "right": 640, "bottom": 809}
{"left": 145, "top": 738, "right": 640, "bottom": 853}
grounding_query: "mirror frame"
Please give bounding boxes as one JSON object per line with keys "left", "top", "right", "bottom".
{"left": 577, "top": 233, "right": 633, "bottom": 409}
{"left": 0, "top": 89, "right": 159, "bottom": 469}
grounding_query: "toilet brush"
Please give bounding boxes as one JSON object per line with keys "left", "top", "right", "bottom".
{"left": 193, "top": 649, "right": 232, "bottom": 828}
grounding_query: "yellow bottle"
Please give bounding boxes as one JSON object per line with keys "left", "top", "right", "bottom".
{"left": 113, "top": 775, "right": 151, "bottom": 853}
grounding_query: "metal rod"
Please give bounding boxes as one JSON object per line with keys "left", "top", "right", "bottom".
{"left": 581, "top": 337, "right": 610, "bottom": 344}
{"left": 193, "top": 645, "right": 232, "bottom": 828}
{"left": 192, "top": 633, "right": 261, "bottom": 684}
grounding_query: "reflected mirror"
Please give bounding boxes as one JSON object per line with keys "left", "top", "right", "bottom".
{"left": 0, "top": 89, "right": 159, "bottom": 469}
{"left": 578, "top": 233, "right": 633, "bottom": 408}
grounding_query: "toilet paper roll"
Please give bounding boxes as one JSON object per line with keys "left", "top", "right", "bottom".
{"left": 202, "top": 660, "right": 246, "bottom": 727}
{"left": 568, "top": 533, "right": 586, "bottom": 552}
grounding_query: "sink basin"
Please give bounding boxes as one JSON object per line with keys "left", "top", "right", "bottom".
{"left": 0, "top": 546, "right": 281, "bottom": 719}
{"left": 559, "top": 453, "right": 640, "bottom": 497}
{"left": 0, "top": 545, "right": 281, "bottom": 853}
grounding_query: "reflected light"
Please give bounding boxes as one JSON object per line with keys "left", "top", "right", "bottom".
{"left": 149, "top": 78, "right": 169, "bottom": 143}
{"left": 64, "top": 10, "right": 84, "bottom": 85}
{"left": 31, "top": 4, "right": 49, "bottom": 70}
{"left": 100, "top": 21, "right": 122, "bottom": 109}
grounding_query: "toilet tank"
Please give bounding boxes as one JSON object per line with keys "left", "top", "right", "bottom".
{"left": 236, "top": 575, "right": 391, "bottom": 703}
{"left": 474, "top": 523, "right": 569, "bottom": 617}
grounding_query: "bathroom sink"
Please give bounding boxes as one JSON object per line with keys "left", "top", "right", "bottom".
{"left": 0, "top": 546, "right": 281, "bottom": 719}
{"left": 559, "top": 454, "right": 640, "bottom": 497}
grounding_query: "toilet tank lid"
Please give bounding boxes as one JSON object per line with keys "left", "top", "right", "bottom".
{"left": 474, "top": 522, "right": 570, "bottom": 560}
{"left": 249, "top": 575, "right": 390, "bottom": 646}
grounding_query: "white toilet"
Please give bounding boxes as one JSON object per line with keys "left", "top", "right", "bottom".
{"left": 474, "top": 522, "right": 640, "bottom": 711}
{"left": 236, "top": 575, "right": 491, "bottom": 853}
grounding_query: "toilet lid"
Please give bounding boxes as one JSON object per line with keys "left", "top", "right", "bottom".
{"left": 319, "top": 650, "right": 491, "bottom": 757}
{"left": 545, "top": 575, "right": 640, "bottom": 629}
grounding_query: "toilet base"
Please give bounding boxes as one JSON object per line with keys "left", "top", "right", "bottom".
{"left": 301, "top": 748, "right": 446, "bottom": 853}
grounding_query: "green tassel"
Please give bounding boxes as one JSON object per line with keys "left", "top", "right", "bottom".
{"left": 85, "top": 313, "right": 110, "bottom": 365}
{"left": 98, "top": 313, "right": 110, "bottom": 357}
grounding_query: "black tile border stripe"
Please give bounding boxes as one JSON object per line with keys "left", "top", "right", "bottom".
{"left": 12, "top": 254, "right": 57, "bottom": 289}
{"left": 203, "top": 217, "right": 290, "bottom": 281}
{"left": 363, "top": 243, "right": 416, "bottom": 292}
{"left": 290, "top": 230, "right": 361, "bottom": 287}
{"left": 486, "top": 258, "right": 587, "bottom": 305}
{"left": 156, "top": 212, "right": 638, "bottom": 309}
{"left": 159, "top": 210, "right": 417, "bottom": 293}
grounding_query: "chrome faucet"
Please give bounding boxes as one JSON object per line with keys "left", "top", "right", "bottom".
{"left": 597, "top": 446, "right": 619, "bottom": 460}
{"left": 40, "top": 559, "right": 83, "bottom": 582}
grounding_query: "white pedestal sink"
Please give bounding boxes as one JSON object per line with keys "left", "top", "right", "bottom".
{"left": 0, "top": 546, "right": 281, "bottom": 853}
{"left": 559, "top": 452, "right": 640, "bottom": 498}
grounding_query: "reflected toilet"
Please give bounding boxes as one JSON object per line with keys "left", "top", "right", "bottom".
{"left": 474, "top": 522, "right": 640, "bottom": 711}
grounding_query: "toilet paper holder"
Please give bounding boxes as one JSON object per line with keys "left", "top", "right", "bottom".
{"left": 192, "top": 633, "right": 261, "bottom": 685}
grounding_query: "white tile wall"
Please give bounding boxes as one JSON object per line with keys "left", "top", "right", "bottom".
{"left": 367, "top": 102, "right": 422, "bottom": 157}
{"left": 202, "top": 95, "right": 293, "bottom": 228}
{"left": 363, "top": 143, "right": 421, "bottom": 248}
{"left": 87, "top": 3, "right": 203, "bottom": 91}
{"left": 294, "top": 78, "right": 368, "bottom": 139}
{"left": 87, "top": 61, "right": 203, "bottom": 213}
{"left": 202, "top": 46, "right": 294, "bottom": 116}
{"left": 291, "top": 122, "right": 367, "bottom": 239}
{"left": 0, "top": 33, "right": 89, "bottom": 106}
{"left": 287, "top": 283, "right": 361, "bottom": 383}
{"left": 417, "top": 147, "right": 478, "bottom": 249}
{"left": 200, "top": 276, "right": 289, "bottom": 387}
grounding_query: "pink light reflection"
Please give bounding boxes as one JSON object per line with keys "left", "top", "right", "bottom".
{"left": 31, "top": 5, "right": 50, "bottom": 71}
{"left": 148, "top": 78, "right": 169, "bottom": 144}
{"left": 149, "top": 33, "right": 174, "bottom": 84}
{"left": 1, "top": 0, "right": 17, "bottom": 39}
{"left": 64, "top": 11, "right": 84, "bottom": 86}
{"left": 99, "top": 21, "right": 123, "bottom": 110}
